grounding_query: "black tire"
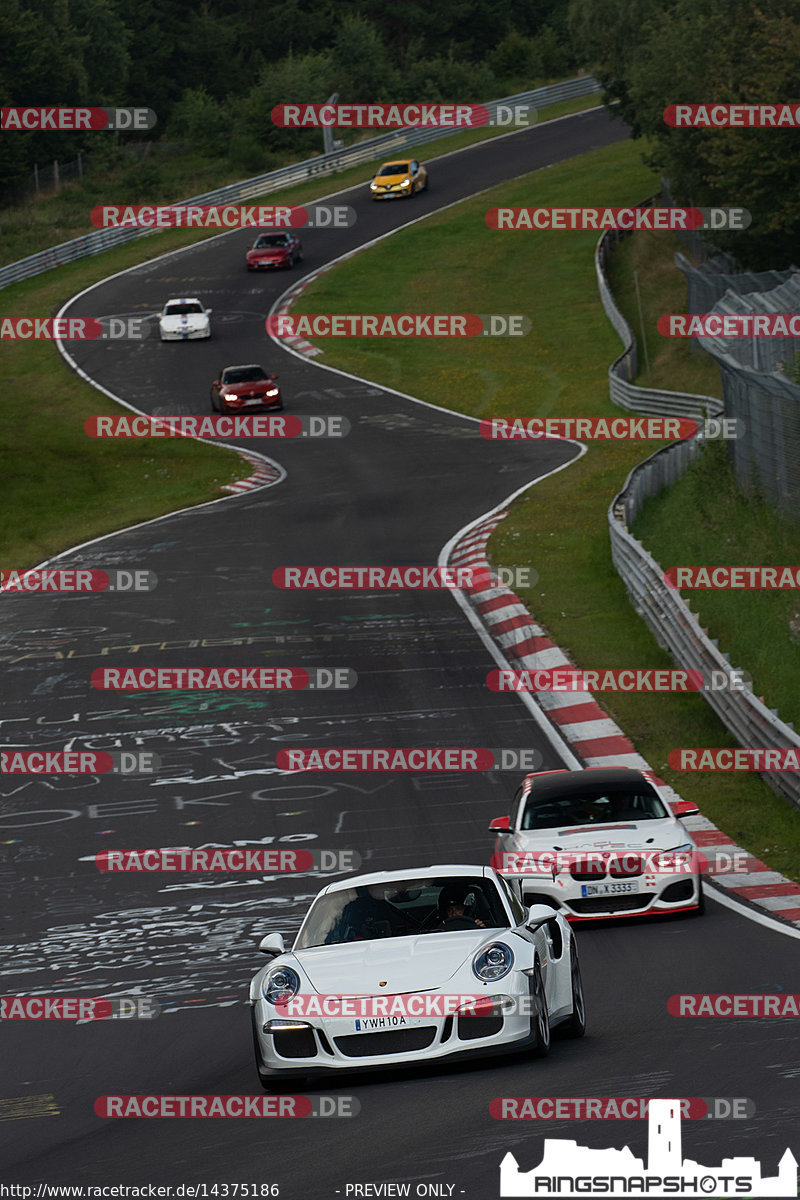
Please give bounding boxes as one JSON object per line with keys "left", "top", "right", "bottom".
{"left": 559, "top": 940, "right": 587, "bottom": 1038}
{"left": 528, "top": 958, "right": 551, "bottom": 1058}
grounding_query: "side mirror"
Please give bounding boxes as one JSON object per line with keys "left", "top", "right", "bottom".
{"left": 246, "top": 244, "right": 253, "bottom": 250}
{"left": 526, "top": 904, "right": 557, "bottom": 929}
{"left": 258, "top": 933, "right": 285, "bottom": 956}
{"left": 671, "top": 800, "right": 700, "bottom": 818}
{"left": 205, "top": 308, "right": 213, "bottom": 315}
{"left": 488, "top": 815, "right": 511, "bottom": 833}
{"left": 212, "top": 380, "right": 220, "bottom": 387}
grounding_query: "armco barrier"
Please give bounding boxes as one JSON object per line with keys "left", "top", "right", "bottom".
{"left": 0, "top": 76, "right": 599, "bottom": 291}
{"left": 597, "top": 218, "right": 800, "bottom": 810}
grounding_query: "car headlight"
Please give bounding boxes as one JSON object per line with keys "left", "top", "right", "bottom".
{"left": 401, "top": 178, "right": 410, "bottom": 187}
{"left": 262, "top": 965, "right": 300, "bottom": 1004}
{"left": 473, "top": 943, "right": 514, "bottom": 982}
{"left": 265, "top": 388, "right": 279, "bottom": 396}
{"left": 669, "top": 843, "right": 694, "bottom": 854}
{"left": 370, "top": 182, "right": 378, "bottom": 190}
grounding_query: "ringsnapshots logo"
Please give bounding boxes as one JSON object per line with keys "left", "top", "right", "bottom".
{"left": 84, "top": 415, "right": 349, "bottom": 439}
{"left": 90, "top": 667, "right": 356, "bottom": 691}
{"left": 94, "top": 847, "right": 360, "bottom": 873}
{"left": 498, "top": 1098, "right": 796, "bottom": 1197}
{"left": 91, "top": 204, "right": 355, "bottom": 230}
{"left": 266, "top": 314, "right": 531, "bottom": 337}
{"left": 271, "top": 102, "right": 535, "bottom": 128}
{"left": 1, "top": 106, "right": 156, "bottom": 131}
{"left": 276, "top": 747, "right": 543, "bottom": 772}
{"left": 1, "top": 567, "right": 156, "bottom": 593}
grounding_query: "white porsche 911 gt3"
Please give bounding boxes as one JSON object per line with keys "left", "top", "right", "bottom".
{"left": 249, "top": 865, "right": 585, "bottom": 1084}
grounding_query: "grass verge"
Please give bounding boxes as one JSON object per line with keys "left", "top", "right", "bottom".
{"left": 283, "top": 135, "right": 800, "bottom": 883}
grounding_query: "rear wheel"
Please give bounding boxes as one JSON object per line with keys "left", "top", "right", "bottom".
{"left": 559, "top": 940, "right": 586, "bottom": 1038}
{"left": 528, "top": 958, "right": 551, "bottom": 1057}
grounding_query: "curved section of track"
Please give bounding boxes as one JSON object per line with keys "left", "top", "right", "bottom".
{"left": 1, "top": 109, "right": 797, "bottom": 1196}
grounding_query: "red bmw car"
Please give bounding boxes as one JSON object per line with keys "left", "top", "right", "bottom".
{"left": 245, "top": 231, "right": 303, "bottom": 270}
{"left": 210, "top": 364, "right": 283, "bottom": 413}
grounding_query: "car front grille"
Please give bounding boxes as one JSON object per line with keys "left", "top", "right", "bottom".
{"left": 333, "top": 1027, "right": 437, "bottom": 1057}
{"left": 568, "top": 893, "right": 655, "bottom": 914}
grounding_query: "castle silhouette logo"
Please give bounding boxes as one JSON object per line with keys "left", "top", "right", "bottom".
{"left": 500, "top": 1099, "right": 797, "bottom": 1197}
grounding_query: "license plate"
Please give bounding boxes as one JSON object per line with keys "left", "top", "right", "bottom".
{"left": 581, "top": 881, "right": 640, "bottom": 897}
{"left": 354, "top": 1016, "right": 408, "bottom": 1031}
{"left": 243, "top": 398, "right": 263, "bottom": 406}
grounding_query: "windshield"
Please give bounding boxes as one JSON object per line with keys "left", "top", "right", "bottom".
{"left": 296, "top": 876, "right": 509, "bottom": 948}
{"left": 378, "top": 163, "right": 409, "bottom": 176}
{"left": 164, "top": 301, "right": 203, "bottom": 315}
{"left": 222, "top": 367, "right": 267, "bottom": 384}
{"left": 522, "top": 787, "right": 668, "bottom": 830}
{"left": 254, "top": 235, "right": 289, "bottom": 248}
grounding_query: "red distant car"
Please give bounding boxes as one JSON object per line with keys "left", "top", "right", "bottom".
{"left": 245, "top": 231, "right": 303, "bottom": 270}
{"left": 210, "top": 364, "right": 283, "bottom": 413}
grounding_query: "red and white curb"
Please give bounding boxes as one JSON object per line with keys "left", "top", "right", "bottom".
{"left": 270, "top": 264, "right": 337, "bottom": 358}
{"left": 220, "top": 450, "right": 283, "bottom": 492}
{"left": 449, "top": 511, "right": 800, "bottom": 929}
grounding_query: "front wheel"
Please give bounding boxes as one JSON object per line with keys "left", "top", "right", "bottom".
{"left": 559, "top": 941, "right": 586, "bottom": 1038}
{"left": 528, "top": 958, "right": 551, "bottom": 1057}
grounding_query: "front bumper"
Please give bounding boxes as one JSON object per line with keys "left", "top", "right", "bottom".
{"left": 508, "top": 870, "right": 702, "bottom": 921}
{"left": 220, "top": 394, "right": 282, "bottom": 412}
{"left": 252, "top": 998, "right": 533, "bottom": 1076}
{"left": 160, "top": 326, "right": 209, "bottom": 340}
{"left": 370, "top": 186, "right": 412, "bottom": 200}
{"left": 247, "top": 258, "right": 291, "bottom": 269}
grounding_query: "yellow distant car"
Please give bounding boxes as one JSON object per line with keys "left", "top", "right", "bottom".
{"left": 369, "top": 158, "right": 428, "bottom": 199}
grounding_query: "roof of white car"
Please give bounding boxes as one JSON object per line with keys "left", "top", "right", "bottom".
{"left": 164, "top": 297, "right": 202, "bottom": 305}
{"left": 321, "top": 865, "right": 491, "bottom": 895}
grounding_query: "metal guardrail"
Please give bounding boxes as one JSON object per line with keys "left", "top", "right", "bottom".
{"left": 597, "top": 220, "right": 800, "bottom": 811}
{"left": 0, "top": 75, "right": 599, "bottom": 291}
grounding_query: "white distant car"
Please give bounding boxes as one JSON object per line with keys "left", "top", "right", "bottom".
{"left": 158, "top": 297, "right": 212, "bottom": 341}
{"left": 489, "top": 767, "right": 703, "bottom": 922}
{"left": 249, "top": 864, "right": 585, "bottom": 1084}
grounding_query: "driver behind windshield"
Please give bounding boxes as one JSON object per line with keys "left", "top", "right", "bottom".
{"left": 435, "top": 883, "right": 487, "bottom": 931}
